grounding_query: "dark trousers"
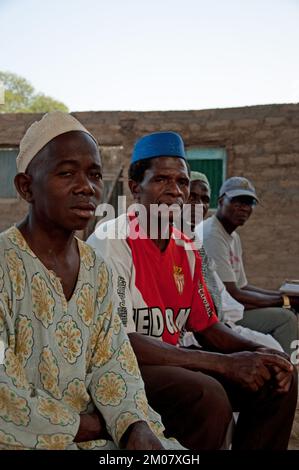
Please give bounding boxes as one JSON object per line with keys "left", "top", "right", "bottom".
{"left": 140, "top": 364, "right": 298, "bottom": 450}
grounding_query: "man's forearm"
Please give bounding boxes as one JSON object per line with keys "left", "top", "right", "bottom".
{"left": 129, "top": 332, "right": 233, "bottom": 375}
{"left": 240, "top": 288, "right": 282, "bottom": 307}
{"left": 224, "top": 281, "right": 282, "bottom": 308}
{"left": 243, "top": 284, "right": 282, "bottom": 296}
{"left": 128, "top": 331, "right": 292, "bottom": 392}
{"left": 74, "top": 412, "right": 110, "bottom": 443}
{"left": 120, "top": 420, "right": 164, "bottom": 450}
{"left": 194, "top": 322, "right": 262, "bottom": 353}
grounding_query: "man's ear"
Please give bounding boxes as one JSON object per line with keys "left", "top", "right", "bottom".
{"left": 14, "top": 173, "right": 34, "bottom": 203}
{"left": 128, "top": 179, "right": 141, "bottom": 201}
{"left": 218, "top": 196, "right": 224, "bottom": 207}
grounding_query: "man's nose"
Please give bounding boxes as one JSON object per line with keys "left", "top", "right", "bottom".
{"left": 166, "top": 179, "right": 183, "bottom": 195}
{"left": 239, "top": 203, "right": 252, "bottom": 213}
{"left": 74, "top": 173, "right": 96, "bottom": 194}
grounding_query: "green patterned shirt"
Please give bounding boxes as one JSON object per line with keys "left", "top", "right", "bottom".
{"left": 0, "top": 226, "right": 181, "bottom": 450}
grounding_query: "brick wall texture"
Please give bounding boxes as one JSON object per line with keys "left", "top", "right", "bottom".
{"left": 0, "top": 103, "right": 299, "bottom": 289}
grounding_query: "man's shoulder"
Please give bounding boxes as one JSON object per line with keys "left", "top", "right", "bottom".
{"left": 171, "top": 226, "right": 200, "bottom": 257}
{"left": 172, "top": 225, "right": 193, "bottom": 244}
{"left": 232, "top": 230, "right": 241, "bottom": 241}
{"left": 78, "top": 238, "right": 114, "bottom": 281}
{"left": 202, "top": 215, "right": 224, "bottom": 240}
{"left": 0, "top": 226, "right": 17, "bottom": 242}
{"left": 77, "top": 238, "right": 98, "bottom": 263}
{"left": 87, "top": 214, "right": 128, "bottom": 248}
{"left": 202, "top": 215, "right": 217, "bottom": 232}
{"left": 0, "top": 226, "right": 26, "bottom": 254}
{"left": 231, "top": 230, "right": 242, "bottom": 248}
{"left": 0, "top": 230, "right": 8, "bottom": 251}
{"left": 205, "top": 215, "right": 233, "bottom": 239}
{"left": 87, "top": 214, "right": 132, "bottom": 265}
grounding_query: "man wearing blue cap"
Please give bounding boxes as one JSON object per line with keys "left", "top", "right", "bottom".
{"left": 88, "top": 131, "right": 297, "bottom": 450}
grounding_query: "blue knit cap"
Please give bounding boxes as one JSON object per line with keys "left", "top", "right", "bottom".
{"left": 131, "top": 131, "right": 186, "bottom": 163}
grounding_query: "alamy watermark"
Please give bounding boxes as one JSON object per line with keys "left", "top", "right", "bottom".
{"left": 94, "top": 196, "right": 204, "bottom": 249}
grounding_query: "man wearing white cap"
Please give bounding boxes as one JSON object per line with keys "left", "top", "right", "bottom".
{"left": 88, "top": 131, "right": 297, "bottom": 450}
{"left": 202, "top": 176, "right": 298, "bottom": 356}
{"left": 0, "top": 112, "right": 183, "bottom": 450}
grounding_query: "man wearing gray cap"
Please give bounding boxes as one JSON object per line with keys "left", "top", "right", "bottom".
{"left": 0, "top": 112, "right": 183, "bottom": 450}
{"left": 202, "top": 176, "right": 297, "bottom": 356}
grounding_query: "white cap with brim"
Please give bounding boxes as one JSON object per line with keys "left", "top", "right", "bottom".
{"left": 219, "top": 176, "right": 259, "bottom": 203}
{"left": 16, "top": 111, "right": 98, "bottom": 173}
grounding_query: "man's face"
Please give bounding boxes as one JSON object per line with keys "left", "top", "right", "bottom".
{"left": 130, "top": 157, "right": 190, "bottom": 221}
{"left": 28, "top": 131, "right": 103, "bottom": 231}
{"left": 188, "top": 180, "right": 211, "bottom": 221}
{"left": 218, "top": 194, "right": 256, "bottom": 227}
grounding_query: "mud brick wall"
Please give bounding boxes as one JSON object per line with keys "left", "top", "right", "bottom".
{"left": 1, "top": 103, "right": 299, "bottom": 288}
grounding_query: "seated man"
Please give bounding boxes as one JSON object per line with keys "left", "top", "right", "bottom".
{"left": 187, "top": 171, "right": 282, "bottom": 351}
{"left": 201, "top": 176, "right": 297, "bottom": 356}
{"left": 0, "top": 112, "right": 182, "bottom": 450}
{"left": 88, "top": 131, "right": 297, "bottom": 450}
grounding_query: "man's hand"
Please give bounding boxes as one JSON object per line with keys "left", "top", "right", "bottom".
{"left": 74, "top": 411, "right": 111, "bottom": 443}
{"left": 254, "top": 346, "right": 290, "bottom": 361}
{"left": 271, "top": 365, "right": 294, "bottom": 393}
{"left": 223, "top": 351, "right": 293, "bottom": 392}
{"left": 254, "top": 346, "right": 294, "bottom": 393}
{"left": 122, "top": 421, "right": 164, "bottom": 450}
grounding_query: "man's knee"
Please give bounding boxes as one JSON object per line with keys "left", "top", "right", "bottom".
{"left": 196, "top": 374, "right": 233, "bottom": 421}
{"left": 283, "top": 308, "right": 298, "bottom": 325}
{"left": 254, "top": 365, "right": 298, "bottom": 414}
{"left": 172, "top": 372, "right": 233, "bottom": 428}
{"left": 287, "top": 367, "right": 298, "bottom": 402}
{"left": 190, "top": 374, "right": 233, "bottom": 449}
{"left": 167, "top": 371, "right": 233, "bottom": 450}
{"left": 269, "top": 308, "right": 298, "bottom": 355}
{"left": 140, "top": 366, "right": 233, "bottom": 449}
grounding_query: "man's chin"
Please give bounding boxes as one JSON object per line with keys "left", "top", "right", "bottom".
{"left": 69, "top": 218, "right": 93, "bottom": 232}
{"left": 236, "top": 218, "right": 248, "bottom": 226}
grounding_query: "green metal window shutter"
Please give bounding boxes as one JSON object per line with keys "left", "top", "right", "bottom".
{"left": 186, "top": 148, "right": 227, "bottom": 208}
{"left": 0, "top": 149, "right": 18, "bottom": 198}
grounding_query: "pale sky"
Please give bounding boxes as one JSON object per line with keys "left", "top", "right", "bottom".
{"left": 1, "top": 0, "right": 299, "bottom": 111}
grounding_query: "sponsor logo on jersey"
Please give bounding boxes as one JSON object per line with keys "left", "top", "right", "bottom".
{"left": 197, "top": 281, "right": 213, "bottom": 317}
{"left": 117, "top": 275, "right": 127, "bottom": 326}
{"left": 133, "top": 307, "right": 191, "bottom": 337}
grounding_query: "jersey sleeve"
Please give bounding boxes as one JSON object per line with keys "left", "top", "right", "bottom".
{"left": 186, "top": 251, "right": 219, "bottom": 333}
{"left": 87, "top": 232, "right": 136, "bottom": 334}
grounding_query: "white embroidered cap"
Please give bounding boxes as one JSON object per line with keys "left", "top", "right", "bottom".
{"left": 16, "top": 111, "right": 98, "bottom": 173}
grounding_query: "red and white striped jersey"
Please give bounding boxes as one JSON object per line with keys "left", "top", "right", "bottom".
{"left": 88, "top": 214, "right": 218, "bottom": 346}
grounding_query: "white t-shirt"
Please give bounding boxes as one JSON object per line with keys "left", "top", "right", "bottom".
{"left": 197, "top": 218, "right": 283, "bottom": 351}
{"left": 213, "top": 270, "right": 244, "bottom": 323}
{"left": 200, "top": 215, "right": 247, "bottom": 288}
